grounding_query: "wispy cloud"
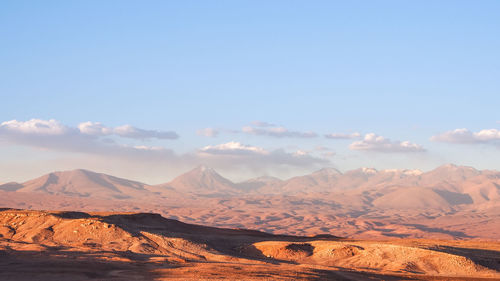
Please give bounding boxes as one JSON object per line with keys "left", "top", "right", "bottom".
{"left": 0, "top": 119, "right": 178, "bottom": 160}
{"left": 431, "top": 128, "right": 500, "bottom": 145}
{"left": 251, "top": 121, "right": 276, "bottom": 127}
{"left": 78, "top": 121, "right": 178, "bottom": 139}
{"left": 196, "top": 127, "right": 219, "bottom": 137}
{"left": 242, "top": 125, "right": 317, "bottom": 138}
{"left": 113, "top": 125, "right": 178, "bottom": 139}
{"left": 315, "top": 146, "right": 331, "bottom": 151}
{"left": 200, "top": 141, "right": 268, "bottom": 155}
{"left": 198, "top": 141, "right": 329, "bottom": 168}
{"left": 349, "top": 133, "right": 425, "bottom": 153}
{"left": 324, "top": 132, "right": 361, "bottom": 139}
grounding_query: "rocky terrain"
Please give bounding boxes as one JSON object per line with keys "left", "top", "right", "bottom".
{"left": 1, "top": 209, "right": 500, "bottom": 280}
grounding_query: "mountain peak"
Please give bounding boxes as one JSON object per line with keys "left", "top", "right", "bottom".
{"left": 43, "top": 169, "right": 101, "bottom": 180}
{"left": 168, "top": 166, "right": 237, "bottom": 195}
{"left": 10, "top": 169, "right": 150, "bottom": 199}
{"left": 423, "top": 164, "right": 481, "bottom": 184}
{"left": 188, "top": 165, "right": 224, "bottom": 179}
{"left": 195, "top": 164, "right": 215, "bottom": 173}
{"left": 437, "top": 163, "right": 459, "bottom": 170}
{"left": 196, "top": 164, "right": 209, "bottom": 171}
{"left": 381, "top": 169, "right": 423, "bottom": 176}
{"left": 361, "top": 167, "right": 378, "bottom": 175}
{"left": 402, "top": 169, "right": 423, "bottom": 176}
{"left": 433, "top": 164, "right": 479, "bottom": 173}
{"left": 313, "top": 167, "right": 342, "bottom": 176}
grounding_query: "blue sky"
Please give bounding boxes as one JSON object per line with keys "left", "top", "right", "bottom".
{"left": 1, "top": 1, "right": 499, "bottom": 183}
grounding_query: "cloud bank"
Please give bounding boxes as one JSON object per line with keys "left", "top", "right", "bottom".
{"left": 349, "top": 133, "right": 425, "bottom": 153}
{"left": 1, "top": 119, "right": 68, "bottom": 135}
{"left": 324, "top": 132, "right": 361, "bottom": 139}
{"left": 0, "top": 119, "right": 328, "bottom": 173}
{"left": 251, "top": 121, "right": 276, "bottom": 127}
{"left": 198, "top": 141, "right": 328, "bottom": 167}
{"left": 78, "top": 121, "right": 178, "bottom": 139}
{"left": 431, "top": 128, "right": 500, "bottom": 145}
{"left": 0, "top": 119, "right": 179, "bottom": 140}
{"left": 0, "top": 119, "right": 177, "bottom": 161}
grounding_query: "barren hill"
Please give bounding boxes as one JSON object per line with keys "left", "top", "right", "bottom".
{"left": 1, "top": 208, "right": 500, "bottom": 280}
{"left": 0, "top": 169, "right": 177, "bottom": 200}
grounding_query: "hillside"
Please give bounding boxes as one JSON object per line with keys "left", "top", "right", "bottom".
{"left": 1, "top": 209, "right": 499, "bottom": 280}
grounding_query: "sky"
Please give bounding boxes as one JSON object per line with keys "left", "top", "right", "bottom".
{"left": 1, "top": 1, "right": 499, "bottom": 184}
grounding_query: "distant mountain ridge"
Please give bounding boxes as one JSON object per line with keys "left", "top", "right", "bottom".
{"left": 0, "top": 169, "right": 161, "bottom": 200}
{"left": 2, "top": 164, "right": 500, "bottom": 207}
{"left": 2, "top": 164, "right": 500, "bottom": 240}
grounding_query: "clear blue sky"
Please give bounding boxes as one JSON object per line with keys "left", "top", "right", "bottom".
{"left": 1, "top": 1, "right": 499, "bottom": 183}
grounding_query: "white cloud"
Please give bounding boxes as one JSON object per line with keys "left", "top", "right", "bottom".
{"left": 0, "top": 119, "right": 178, "bottom": 160}
{"left": 0, "top": 119, "right": 329, "bottom": 173}
{"left": 242, "top": 125, "right": 317, "bottom": 138}
{"left": 0, "top": 119, "right": 68, "bottom": 135}
{"left": 132, "top": 145, "right": 167, "bottom": 151}
{"left": 197, "top": 127, "right": 219, "bottom": 137}
{"left": 431, "top": 128, "right": 500, "bottom": 145}
{"left": 349, "top": 133, "right": 425, "bottom": 153}
{"left": 195, "top": 122, "right": 317, "bottom": 139}
{"left": 198, "top": 141, "right": 329, "bottom": 168}
{"left": 77, "top": 122, "right": 178, "bottom": 140}
{"left": 78, "top": 121, "right": 112, "bottom": 136}
{"left": 113, "top": 124, "right": 178, "bottom": 139}
{"left": 200, "top": 141, "right": 269, "bottom": 155}
{"left": 293, "top": 150, "right": 308, "bottom": 156}
{"left": 324, "top": 132, "right": 361, "bottom": 139}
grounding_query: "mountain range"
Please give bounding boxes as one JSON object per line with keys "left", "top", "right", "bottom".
{"left": 3, "top": 164, "right": 499, "bottom": 204}
{"left": 1, "top": 164, "right": 500, "bottom": 239}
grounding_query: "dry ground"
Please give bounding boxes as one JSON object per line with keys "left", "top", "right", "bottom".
{"left": 1, "top": 209, "right": 500, "bottom": 280}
